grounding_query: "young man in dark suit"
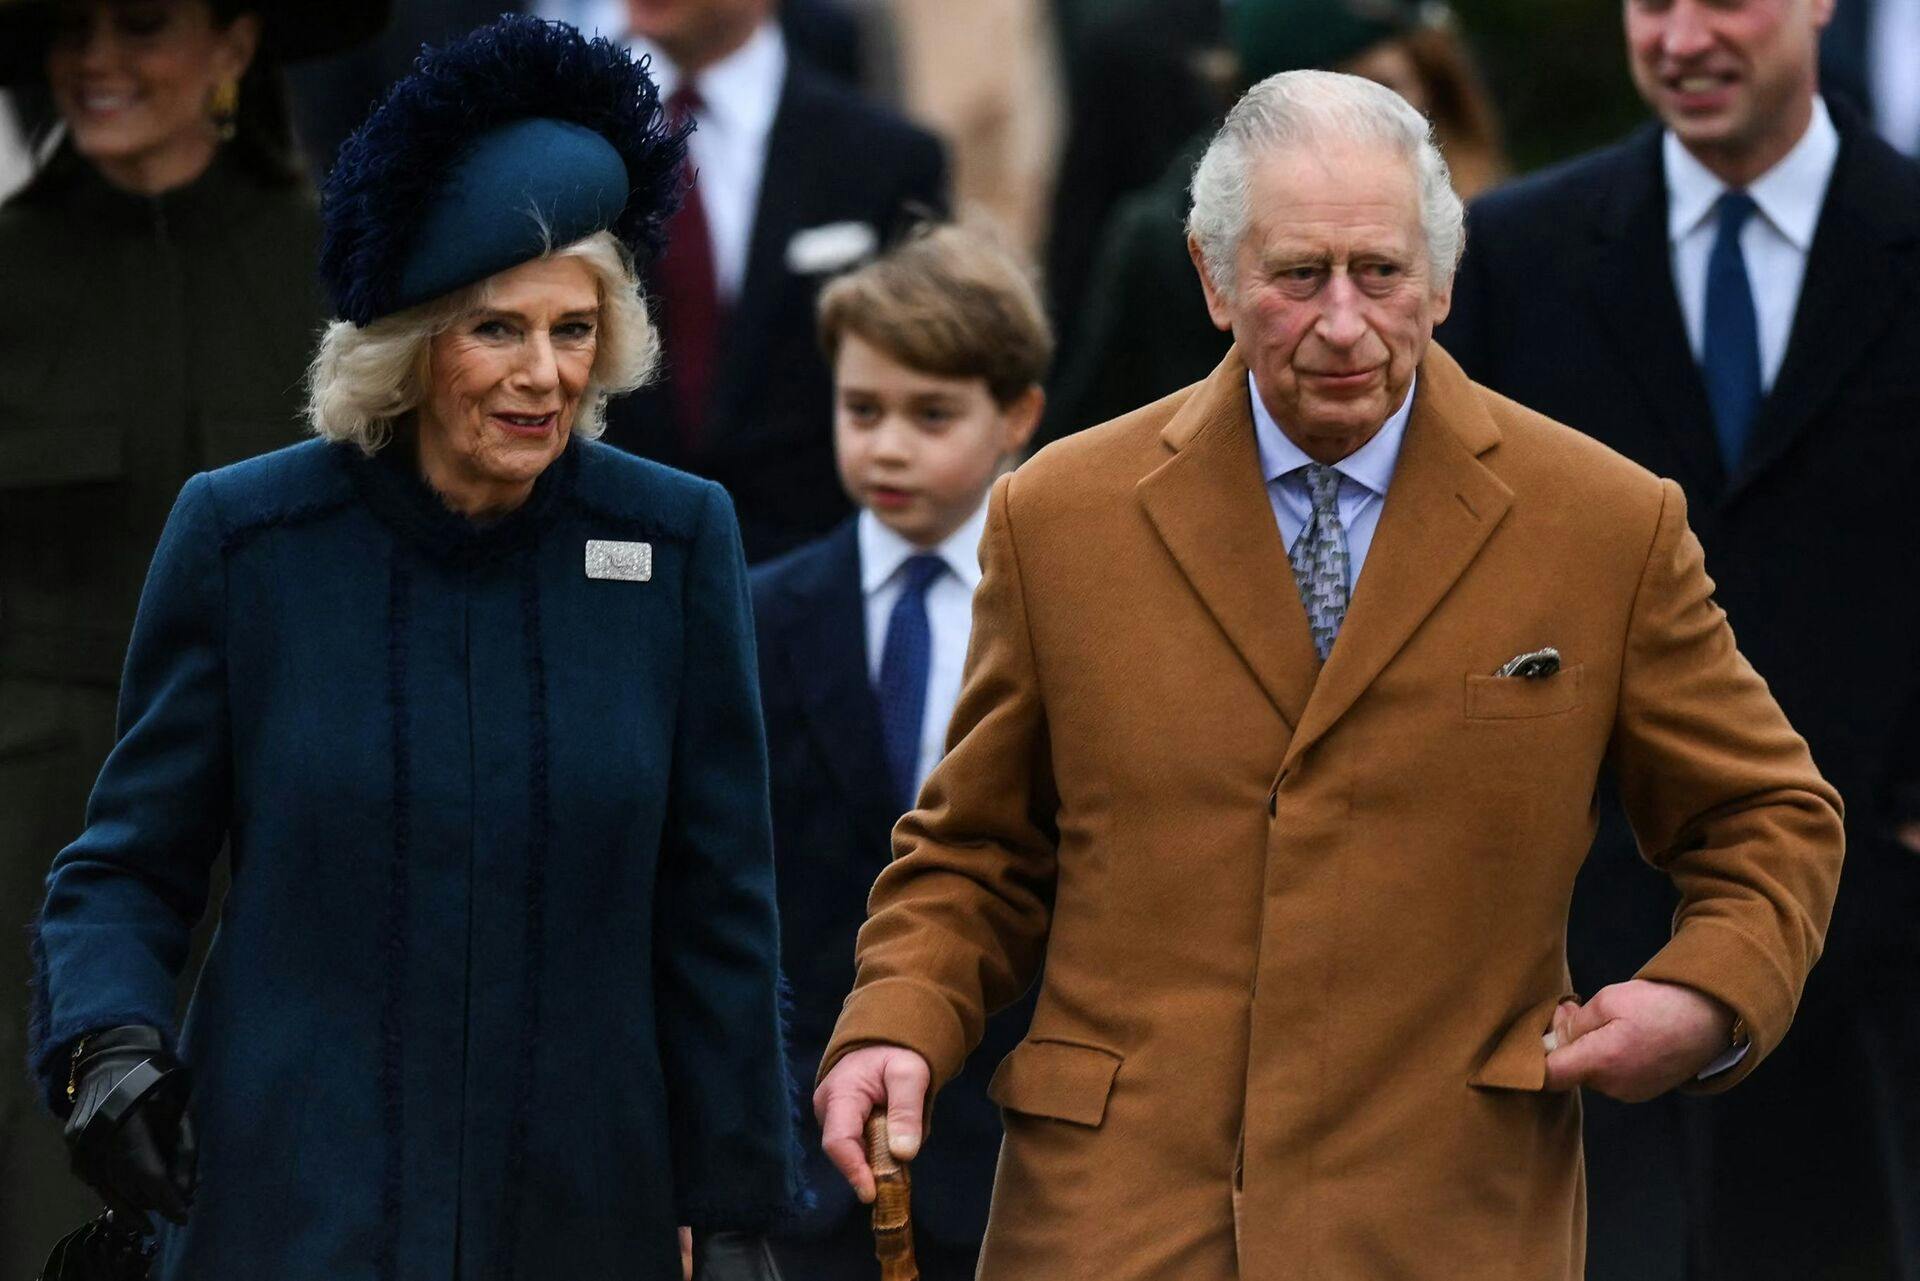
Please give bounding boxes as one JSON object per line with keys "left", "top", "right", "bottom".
{"left": 602, "top": 0, "right": 949, "bottom": 563}
{"left": 751, "top": 227, "right": 1048, "bottom": 1280}
{"left": 1437, "top": 1, "right": 1920, "bottom": 1276}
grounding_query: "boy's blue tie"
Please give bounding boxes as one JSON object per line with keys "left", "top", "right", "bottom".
{"left": 1703, "top": 190, "right": 1763, "bottom": 473}
{"left": 876, "top": 554, "right": 946, "bottom": 811}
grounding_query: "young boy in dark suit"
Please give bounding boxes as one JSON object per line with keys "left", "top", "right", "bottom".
{"left": 751, "top": 225, "right": 1050, "bottom": 1280}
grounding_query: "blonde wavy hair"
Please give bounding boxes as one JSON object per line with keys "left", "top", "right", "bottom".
{"left": 305, "top": 231, "right": 659, "bottom": 454}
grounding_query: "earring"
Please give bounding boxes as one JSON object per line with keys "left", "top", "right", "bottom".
{"left": 208, "top": 77, "right": 239, "bottom": 142}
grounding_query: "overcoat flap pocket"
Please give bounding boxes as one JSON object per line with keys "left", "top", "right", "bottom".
{"left": 0, "top": 420, "right": 124, "bottom": 490}
{"left": 1468, "top": 992, "right": 1575, "bottom": 1092}
{"left": 987, "top": 1037, "right": 1123, "bottom": 1127}
{"left": 1465, "top": 665, "right": 1584, "bottom": 720}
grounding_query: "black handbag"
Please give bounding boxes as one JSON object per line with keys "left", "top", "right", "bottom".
{"left": 37, "top": 1211, "right": 155, "bottom": 1281}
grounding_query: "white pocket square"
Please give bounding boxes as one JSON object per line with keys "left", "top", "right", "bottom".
{"left": 786, "top": 221, "right": 879, "bottom": 276}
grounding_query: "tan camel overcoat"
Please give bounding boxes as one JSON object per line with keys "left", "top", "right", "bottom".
{"left": 822, "top": 346, "right": 1844, "bottom": 1280}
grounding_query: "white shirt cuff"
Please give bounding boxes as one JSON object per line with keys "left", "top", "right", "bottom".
{"left": 1697, "top": 1038, "right": 1751, "bottom": 1079}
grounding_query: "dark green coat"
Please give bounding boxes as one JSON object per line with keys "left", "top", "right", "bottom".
{"left": 0, "top": 148, "right": 324, "bottom": 688}
{"left": 1039, "top": 132, "right": 1227, "bottom": 450}
{"left": 0, "top": 147, "right": 324, "bottom": 1272}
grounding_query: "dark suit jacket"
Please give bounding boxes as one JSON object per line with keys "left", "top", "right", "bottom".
{"left": 1437, "top": 105, "right": 1920, "bottom": 976}
{"left": 751, "top": 520, "right": 1031, "bottom": 1247}
{"left": 605, "top": 63, "right": 948, "bottom": 564}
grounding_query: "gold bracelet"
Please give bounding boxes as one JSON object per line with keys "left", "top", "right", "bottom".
{"left": 66, "top": 1035, "right": 89, "bottom": 1105}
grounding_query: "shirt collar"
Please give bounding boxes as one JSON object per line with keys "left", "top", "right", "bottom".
{"left": 858, "top": 496, "right": 991, "bottom": 597}
{"left": 1664, "top": 97, "right": 1839, "bottom": 251}
{"left": 1249, "top": 370, "right": 1414, "bottom": 497}
{"left": 631, "top": 21, "right": 786, "bottom": 142}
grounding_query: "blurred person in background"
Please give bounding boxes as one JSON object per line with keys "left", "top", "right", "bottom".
{"left": 286, "top": 0, "right": 518, "bottom": 182}
{"left": 882, "top": 0, "right": 1064, "bottom": 255}
{"left": 1438, "top": 0, "right": 1920, "bottom": 1276}
{"left": 1041, "top": 0, "right": 1507, "bottom": 445}
{"left": 537, "top": 0, "right": 864, "bottom": 81}
{"left": 28, "top": 18, "right": 798, "bottom": 1277}
{"left": 599, "top": 0, "right": 948, "bottom": 562}
{"left": 1820, "top": 0, "right": 1920, "bottom": 156}
{"left": 0, "top": 0, "right": 385, "bottom": 1272}
{"left": 1045, "top": 0, "right": 1223, "bottom": 358}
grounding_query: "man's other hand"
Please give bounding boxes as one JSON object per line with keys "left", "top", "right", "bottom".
{"left": 1543, "top": 979, "right": 1737, "bottom": 1101}
{"left": 813, "top": 1044, "right": 931, "bottom": 1203}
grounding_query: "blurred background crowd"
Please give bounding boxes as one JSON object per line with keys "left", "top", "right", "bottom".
{"left": 1, "top": 0, "right": 1916, "bottom": 1278}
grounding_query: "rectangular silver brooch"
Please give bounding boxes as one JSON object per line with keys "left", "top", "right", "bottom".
{"left": 584, "top": 539, "right": 652, "bottom": 582}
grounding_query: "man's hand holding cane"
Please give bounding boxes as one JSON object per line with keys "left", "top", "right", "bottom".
{"left": 815, "top": 1045, "right": 931, "bottom": 1202}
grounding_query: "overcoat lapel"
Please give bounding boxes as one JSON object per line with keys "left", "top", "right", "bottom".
{"left": 1585, "top": 128, "right": 1727, "bottom": 496}
{"left": 1136, "top": 352, "right": 1319, "bottom": 731}
{"left": 775, "top": 524, "right": 899, "bottom": 833}
{"left": 1729, "top": 122, "right": 1920, "bottom": 501}
{"left": 1281, "top": 348, "right": 1512, "bottom": 771}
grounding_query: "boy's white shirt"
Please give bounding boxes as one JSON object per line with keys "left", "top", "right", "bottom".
{"left": 858, "top": 496, "right": 992, "bottom": 802}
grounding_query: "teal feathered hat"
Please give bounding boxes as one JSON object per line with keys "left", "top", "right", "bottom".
{"left": 318, "top": 15, "right": 689, "bottom": 327}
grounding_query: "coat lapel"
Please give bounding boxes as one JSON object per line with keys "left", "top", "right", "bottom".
{"left": 711, "top": 67, "right": 812, "bottom": 447}
{"left": 1585, "top": 128, "right": 1727, "bottom": 496}
{"left": 775, "top": 523, "right": 899, "bottom": 831}
{"left": 1729, "top": 119, "right": 1920, "bottom": 502}
{"left": 1280, "top": 348, "right": 1512, "bottom": 771}
{"left": 1136, "top": 352, "right": 1319, "bottom": 731}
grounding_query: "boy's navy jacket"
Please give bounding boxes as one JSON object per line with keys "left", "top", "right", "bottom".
{"left": 750, "top": 517, "right": 1032, "bottom": 1246}
{"left": 29, "top": 436, "right": 799, "bottom": 1279}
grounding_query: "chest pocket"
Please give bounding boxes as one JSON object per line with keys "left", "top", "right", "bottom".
{"left": 1464, "top": 664, "right": 1584, "bottom": 721}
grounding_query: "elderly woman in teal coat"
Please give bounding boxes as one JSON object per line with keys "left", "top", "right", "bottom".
{"left": 28, "top": 17, "right": 797, "bottom": 1280}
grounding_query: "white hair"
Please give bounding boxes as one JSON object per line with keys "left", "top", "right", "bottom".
{"left": 306, "top": 230, "right": 660, "bottom": 454}
{"left": 1186, "top": 69, "right": 1466, "bottom": 296}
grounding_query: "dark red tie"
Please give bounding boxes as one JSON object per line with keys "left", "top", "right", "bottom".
{"left": 659, "top": 85, "right": 719, "bottom": 455}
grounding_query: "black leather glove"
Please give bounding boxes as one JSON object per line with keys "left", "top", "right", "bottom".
{"left": 62, "top": 1026, "right": 197, "bottom": 1226}
{"left": 691, "top": 1230, "right": 783, "bottom": 1281}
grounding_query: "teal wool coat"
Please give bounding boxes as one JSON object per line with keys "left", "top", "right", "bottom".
{"left": 29, "top": 437, "right": 799, "bottom": 1279}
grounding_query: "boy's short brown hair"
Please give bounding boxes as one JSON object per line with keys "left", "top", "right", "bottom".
{"left": 816, "top": 223, "right": 1054, "bottom": 407}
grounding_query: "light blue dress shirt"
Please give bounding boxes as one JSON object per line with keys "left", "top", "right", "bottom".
{"left": 1249, "top": 370, "right": 1415, "bottom": 592}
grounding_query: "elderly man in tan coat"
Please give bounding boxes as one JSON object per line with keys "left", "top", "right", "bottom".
{"left": 813, "top": 70, "right": 1845, "bottom": 1280}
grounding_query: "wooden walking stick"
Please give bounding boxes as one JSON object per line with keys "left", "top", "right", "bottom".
{"left": 865, "top": 1109, "right": 919, "bottom": 1281}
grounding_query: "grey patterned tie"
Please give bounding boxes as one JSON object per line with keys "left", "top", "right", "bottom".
{"left": 1289, "top": 464, "right": 1350, "bottom": 660}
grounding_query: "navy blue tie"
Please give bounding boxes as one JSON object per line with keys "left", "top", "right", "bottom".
{"left": 1702, "top": 191, "right": 1762, "bottom": 473}
{"left": 876, "top": 554, "right": 945, "bottom": 811}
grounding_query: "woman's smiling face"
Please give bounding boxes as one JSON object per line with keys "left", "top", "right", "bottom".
{"left": 44, "top": 0, "right": 258, "bottom": 193}
{"left": 416, "top": 255, "right": 602, "bottom": 519}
